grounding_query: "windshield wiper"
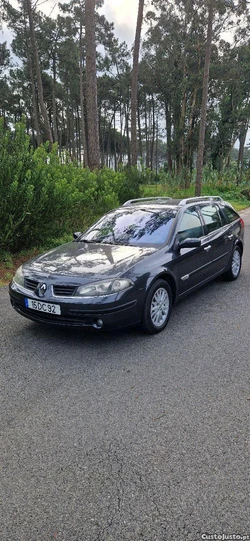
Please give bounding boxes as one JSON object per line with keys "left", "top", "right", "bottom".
{"left": 79, "top": 238, "right": 102, "bottom": 243}
{"left": 80, "top": 238, "right": 115, "bottom": 244}
{"left": 114, "top": 240, "right": 129, "bottom": 245}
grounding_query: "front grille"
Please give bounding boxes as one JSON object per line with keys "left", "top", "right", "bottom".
{"left": 24, "top": 277, "right": 39, "bottom": 291}
{"left": 53, "top": 285, "right": 77, "bottom": 297}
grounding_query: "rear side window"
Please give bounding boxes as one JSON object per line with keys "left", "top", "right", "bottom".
{"left": 223, "top": 205, "right": 239, "bottom": 223}
{"left": 200, "top": 204, "right": 222, "bottom": 233}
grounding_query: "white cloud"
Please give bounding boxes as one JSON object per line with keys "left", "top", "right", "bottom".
{"left": 39, "top": 0, "right": 141, "bottom": 46}
{"left": 1, "top": 0, "right": 144, "bottom": 49}
{"left": 101, "top": 0, "right": 138, "bottom": 45}
{"left": 1, "top": 23, "right": 13, "bottom": 47}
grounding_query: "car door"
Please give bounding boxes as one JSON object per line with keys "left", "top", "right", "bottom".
{"left": 172, "top": 206, "right": 214, "bottom": 297}
{"left": 198, "top": 203, "right": 233, "bottom": 276}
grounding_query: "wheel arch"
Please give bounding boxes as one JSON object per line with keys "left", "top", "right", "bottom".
{"left": 235, "top": 239, "right": 243, "bottom": 255}
{"left": 147, "top": 272, "right": 177, "bottom": 305}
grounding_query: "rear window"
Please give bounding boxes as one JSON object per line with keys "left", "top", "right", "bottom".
{"left": 82, "top": 208, "right": 176, "bottom": 246}
{"left": 223, "top": 205, "right": 239, "bottom": 223}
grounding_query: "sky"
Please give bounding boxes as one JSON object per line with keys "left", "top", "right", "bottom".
{"left": 42, "top": 0, "right": 140, "bottom": 44}
{"left": 100, "top": 0, "right": 140, "bottom": 45}
{"left": 1, "top": 0, "right": 141, "bottom": 48}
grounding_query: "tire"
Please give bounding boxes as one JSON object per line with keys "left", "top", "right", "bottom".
{"left": 223, "top": 246, "right": 242, "bottom": 281}
{"left": 141, "top": 279, "right": 172, "bottom": 334}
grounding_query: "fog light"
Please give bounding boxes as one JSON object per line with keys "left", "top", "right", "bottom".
{"left": 95, "top": 319, "right": 103, "bottom": 329}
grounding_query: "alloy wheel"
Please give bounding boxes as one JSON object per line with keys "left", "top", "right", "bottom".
{"left": 150, "top": 287, "right": 170, "bottom": 328}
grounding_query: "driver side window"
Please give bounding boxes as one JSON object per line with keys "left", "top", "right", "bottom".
{"left": 177, "top": 208, "right": 203, "bottom": 242}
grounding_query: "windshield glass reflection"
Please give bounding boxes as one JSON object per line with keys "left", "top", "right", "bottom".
{"left": 82, "top": 209, "right": 175, "bottom": 246}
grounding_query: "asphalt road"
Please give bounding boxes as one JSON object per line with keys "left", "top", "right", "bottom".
{"left": 1, "top": 211, "right": 250, "bottom": 541}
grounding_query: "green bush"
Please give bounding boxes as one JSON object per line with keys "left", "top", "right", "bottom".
{"left": 1, "top": 119, "right": 249, "bottom": 256}
{"left": 0, "top": 121, "right": 87, "bottom": 252}
{"left": 116, "top": 166, "right": 142, "bottom": 204}
{"left": 0, "top": 120, "right": 142, "bottom": 254}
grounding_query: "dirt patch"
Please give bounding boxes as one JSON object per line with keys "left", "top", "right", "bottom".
{"left": 0, "top": 250, "right": 40, "bottom": 286}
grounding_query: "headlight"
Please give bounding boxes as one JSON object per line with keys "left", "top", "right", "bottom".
{"left": 76, "top": 279, "right": 133, "bottom": 297}
{"left": 13, "top": 265, "right": 24, "bottom": 287}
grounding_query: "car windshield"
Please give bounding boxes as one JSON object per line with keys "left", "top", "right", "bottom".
{"left": 80, "top": 208, "right": 176, "bottom": 247}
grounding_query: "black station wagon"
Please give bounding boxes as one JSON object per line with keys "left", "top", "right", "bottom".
{"left": 9, "top": 196, "right": 244, "bottom": 334}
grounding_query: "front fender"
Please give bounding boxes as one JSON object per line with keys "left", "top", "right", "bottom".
{"left": 137, "top": 267, "right": 178, "bottom": 304}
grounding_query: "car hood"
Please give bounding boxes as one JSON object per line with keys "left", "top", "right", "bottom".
{"left": 23, "top": 241, "right": 156, "bottom": 282}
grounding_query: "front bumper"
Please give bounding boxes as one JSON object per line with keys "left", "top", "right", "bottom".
{"left": 9, "top": 282, "right": 143, "bottom": 330}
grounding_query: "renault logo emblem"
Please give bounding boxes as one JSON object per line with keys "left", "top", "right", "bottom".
{"left": 37, "top": 283, "right": 47, "bottom": 297}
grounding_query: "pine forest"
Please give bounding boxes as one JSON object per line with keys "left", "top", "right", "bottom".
{"left": 1, "top": 0, "right": 250, "bottom": 254}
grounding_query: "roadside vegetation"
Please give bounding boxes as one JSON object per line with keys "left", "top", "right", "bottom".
{"left": 1, "top": 120, "right": 250, "bottom": 286}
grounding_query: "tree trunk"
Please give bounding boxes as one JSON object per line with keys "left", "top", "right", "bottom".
{"left": 186, "top": 88, "right": 198, "bottom": 171}
{"left": 237, "top": 126, "right": 247, "bottom": 183}
{"left": 195, "top": 0, "right": 214, "bottom": 196}
{"left": 118, "top": 104, "right": 124, "bottom": 165}
{"left": 125, "top": 105, "right": 131, "bottom": 167}
{"left": 155, "top": 117, "right": 159, "bottom": 175}
{"left": 145, "top": 102, "right": 150, "bottom": 169}
{"left": 114, "top": 104, "right": 117, "bottom": 171}
{"left": 26, "top": 0, "right": 53, "bottom": 146}
{"left": 29, "top": 57, "right": 41, "bottom": 146}
{"left": 25, "top": 17, "right": 41, "bottom": 146}
{"left": 131, "top": 0, "right": 144, "bottom": 167}
{"left": 85, "top": 0, "right": 101, "bottom": 170}
{"left": 76, "top": 106, "right": 81, "bottom": 162}
{"left": 71, "top": 102, "right": 76, "bottom": 160}
{"left": 179, "top": 65, "right": 187, "bottom": 169}
{"left": 150, "top": 96, "right": 155, "bottom": 170}
{"left": 138, "top": 101, "right": 143, "bottom": 159}
{"left": 165, "top": 102, "right": 172, "bottom": 172}
{"left": 79, "top": 19, "right": 88, "bottom": 166}
{"left": 66, "top": 86, "right": 71, "bottom": 154}
{"left": 52, "top": 54, "right": 58, "bottom": 143}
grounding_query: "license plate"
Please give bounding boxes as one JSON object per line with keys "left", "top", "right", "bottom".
{"left": 25, "top": 298, "right": 61, "bottom": 315}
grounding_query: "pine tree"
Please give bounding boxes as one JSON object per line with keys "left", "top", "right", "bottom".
{"left": 131, "top": 0, "right": 144, "bottom": 167}
{"left": 85, "top": 0, "right": 101, "bottom": 169}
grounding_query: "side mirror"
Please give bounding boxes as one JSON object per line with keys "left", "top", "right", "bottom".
{"left": 178, "top": 238, "right": 201, "bottom": 249}
{"left": 73, "top": 231, "right": 82, "bottom": 240}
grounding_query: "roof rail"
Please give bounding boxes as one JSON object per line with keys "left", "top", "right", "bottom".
{"left": 123, "top": 197, "right": 173, "bottom": 207}
{"left": 178, "top": 196, "right": 223, "bottom": 206}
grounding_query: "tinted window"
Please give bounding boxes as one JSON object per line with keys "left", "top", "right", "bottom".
{"left": 200, "top": 204, "right": 222, "bottom": 233}
{"left": 82, "top": 208, "right": 176, "bottom": 246}
{"left": 177, "top": 208, "right": 203, "bottom": 241}
{"left": 223, "top": 205, "right": 239, "bottom": 223}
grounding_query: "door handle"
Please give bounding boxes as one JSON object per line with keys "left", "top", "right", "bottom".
{"left": 228, "top": 234, "right": 234, "bottom": 240}
{"left": 204, "top": 245, "right": 211, "bottom": 252}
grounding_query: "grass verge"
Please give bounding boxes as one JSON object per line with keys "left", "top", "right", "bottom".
{"left": 0, "top": 234, "right": 72, "bottom": 287}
